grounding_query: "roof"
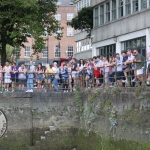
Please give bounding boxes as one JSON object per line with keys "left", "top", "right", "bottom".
{"left": 57, "top": 0, "right": 75, "bottom": 6}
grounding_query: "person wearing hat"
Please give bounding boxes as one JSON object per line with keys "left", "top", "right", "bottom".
{"left": 52, "top": 62, "right": 59, "bottom": 92}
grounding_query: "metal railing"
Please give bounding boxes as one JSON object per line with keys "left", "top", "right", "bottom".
{"left": 0, "top": 60, "right": 150, "bottom": 92}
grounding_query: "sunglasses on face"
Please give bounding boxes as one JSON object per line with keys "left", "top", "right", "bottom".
{"left": 133, "top": 52, "right": 137, "bottom": 54}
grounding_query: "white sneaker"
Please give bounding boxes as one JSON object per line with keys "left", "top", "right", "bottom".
{"left": 11, "top": 90, "right": 14, "bottom": 92}
{"left": 131, "top": 78, "right": 136, "bottom": 82}
{"left": 122, "top": 80, "right": 125, "bottom": 83}
{"left": 30, "top": 89, "right": 33, "bottom": 92}
{"left": 125, "top": 80, "right": 128, "bottom": 83}
{"left": 64, "top": 90, "right": 66, "bottom": 93}
{"left": 26, "top": 90, "right": 30, "bottom": 92}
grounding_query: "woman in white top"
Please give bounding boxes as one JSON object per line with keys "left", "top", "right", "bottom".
{"left": 102, "top": 57, "right": 110, "bottom": 87}
{"left": 67, "top": 61, "right": 72, "bottom": 92}
{"left": 18, "top": 64, "right": 27, "bottom": 92}
{"left": 3, "top": 62, "right": 12, "bottom": 92}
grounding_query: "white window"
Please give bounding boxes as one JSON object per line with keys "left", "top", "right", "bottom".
{"left": 67, "top": 27, "right": 74, "bottom": 36}
{"left": 87, "top": 0, "right": 90, "bottom": 6}
{"left": 106, "top": 2, "right": 110, "bottom": 23}
{"left": 57, "top": 2, "right": 61, "bottom": 6}
{"left": 42, "top": 47, "right": 48, "bottom": 58}
{"left": 94, "top": 7, "right": 99, "bottom": 27}
{"left": 67, "top": 46, "right": 73, "bottom": 57}
{"left": 54, "top": 46, "right": 61, "bottom": 58}
{"left": 67, "top": 13, "right": 74, "bottom": 21}
{"left": 24, "top": 46, "right": 30, "bottom": 57}
{"left": 55, "top": 14, "right": 61, "bottom": 21}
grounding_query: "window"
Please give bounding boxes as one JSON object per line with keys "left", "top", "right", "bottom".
{"left": 67, "top": 27, "right": 74, "bottom": 36}
{"left": 54, "top": 46, "right": 61, "bottom": 58}
{"left": 67, "top": 13, "right": 74, "bottom": 21}
{"left": 100, "top": 5, "right": 104, "bottom": 25}
{"left": 112, "top": 0, "right": 117, "bottom": 20}
{"left": 57, "top": 2, "right": 61, "bottom": 6}
{"left": 121, "top": 37, "right": 146, "bottom": 57}
{"left": 106, "top": 2, "right": 110, "bottom": 23}
{"left": 125, "top": 0, "right": 131, "bottom": 15}
{"left": 87, "top": 0, "right": 90, "bottom": 6}
{"left": 118, "top": 0, "right": 124, "bottom": 18}
{"left": 133, "top": 0, "right": 138, "bottom": 12}
{"left": 67, "top": 46, "right": 73, "bottom": 57}
{"left": 55, "top": 14, "right": 61, "bottom": 21}
{"left": 98, "top": 44, "right": 116, "bottom": 60}
{"left": 94, "top": 7, "right": 99, "bottom": 27}
{"left": 141, "top": 0, "right": 147, "bottom": 9}
{"left": 24, "top": 46, "right": 30, "bottom": 57}
{"left": 42, "top": 47, "right": 48, "bottom": 58}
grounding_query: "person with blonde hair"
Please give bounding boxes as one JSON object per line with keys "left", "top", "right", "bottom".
{"left": 45, "top": 64, "right": 53, "bottom": 91}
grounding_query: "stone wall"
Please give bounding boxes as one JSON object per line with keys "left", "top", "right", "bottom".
{"left": 0, "top": 87, "right": 150, "bottom": 149}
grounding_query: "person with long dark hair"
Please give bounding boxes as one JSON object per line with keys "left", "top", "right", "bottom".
{"left": 36, "top": 63, "right": 44, "bottom": 92}
{"left": 78, "top": 59, "right": 85, "bottom": 87}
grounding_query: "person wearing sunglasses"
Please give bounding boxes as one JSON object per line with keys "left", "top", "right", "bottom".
{"left": 133, "top": 49, "right": 145, "bottom": 86}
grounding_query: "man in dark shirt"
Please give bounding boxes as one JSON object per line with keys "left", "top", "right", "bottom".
{"left": 11, "top": 62, "right": 19, "bottom": 92}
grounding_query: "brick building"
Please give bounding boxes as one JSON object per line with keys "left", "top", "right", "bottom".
{"left": 18, "top": 0, "right": 76, "bottom": 67}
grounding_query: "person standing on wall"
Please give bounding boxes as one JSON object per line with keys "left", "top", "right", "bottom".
{"left": 36, "top": 63, "right": 44, "bottom": 93}
{"left": 71, "top": 58, "right": 77, "bottom": 88}
{"left": 18, "top": 64, "right": 27, "bottom": 92}
{"left": 26, "top": 61, "right": 35, "bottom": 92}
{"left": 133, "top": 49, "right": 145, "bottom": 86}
{"left": 11, "top": 62, "right": 19, "bottom": 92}
{"left": 3, "top": 62, "right": 12, "bottom": 92}
{"left": 52, "top": 62, "right": 59, "bottom": 92}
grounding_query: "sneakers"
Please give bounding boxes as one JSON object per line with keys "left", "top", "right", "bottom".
{"left": 4, "top": 89, "right": 9, "bottom": 92}
{"left": 131, "top": 78, "right": 136, "bottom": 82}
{"left": 26, "top": 89, "right": 33, "bottom": 92}
{"left": 11, "top": 90, "right": 14, "bottom": 92}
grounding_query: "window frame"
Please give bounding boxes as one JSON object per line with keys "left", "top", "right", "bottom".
{"left": 67, "top": 46, "right": 73, "bottom": 57}
{"left": 132, "top": 0, "right": 139, "bottom": 13}
{"left": 112, "top": 0, "right": 117, "bottom": 20}
{"left": 67, "top": 13, "right": 74, "bottom": 21}
{"left": 54, "top": 46, "right": 61, "bottom": 58}
{"left": 118, "top": 0, "right": 124, "bottom": 18}
{"left": 55, "top": 14, "right": 61, "bottom": 21}
{"left": 100, "top": 5, "right": 104, "bottom": 25}
{"left": 67, "top": 27, "right": 74, "bottom": 36}
{"left": 42, "top": 46, "right": 48, "bottom": 58}
{"left": 24, "top": 46, "right": 30, "bottom": 57}
{"left": 94, "top": 7, "right": 99, "bottom": 27}
{"left": 125, "top": 0, "right": 131, "bottom": 15}
{"left": 106, "top": 2, "right": 110, "bottom": 23}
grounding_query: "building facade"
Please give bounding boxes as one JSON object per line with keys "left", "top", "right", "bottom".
{"left": 74, "top": 0, "right": 92, "bottom": 60}
{"left": 18, "top": 0, "right": 76, "bottom": 66}
{"left": 91, "top": 0, "right": 150, "bottom": 58}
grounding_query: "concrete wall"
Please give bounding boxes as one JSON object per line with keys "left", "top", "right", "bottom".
{"left": 0, "top": 88, "right": 150, "bottom": 149}
{"left": 92, "top": 8, "right": 150, "bottom": 44}
{"left": 74, "top": 49, "right": 92, "bottom": 59}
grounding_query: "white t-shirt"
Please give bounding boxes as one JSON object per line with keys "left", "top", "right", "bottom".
{"left": 96, "top": 60, "right": 104, "bottom": 71}
{"left": 18, "top": 67, "right": 26, "bottom": 79}
{"left": 128, "top": 54, "right": 136, "bottom": 69}
{"left": 4, "top": 66, "right": 11, "bottom": 77}
{"left": 116, "top": 58, "right": 123, "bottom": 72}
{"left": 52, "top": 67, "right": 59, "bottom": 79}
{"left": 29, "top": 65, "right": 35, "bottom": 73}
{"left": 102, "top": 61, "right": 109, "bottom": 73}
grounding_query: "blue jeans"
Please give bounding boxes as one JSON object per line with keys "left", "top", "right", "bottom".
{"left": 52, "top": 78, "right": 58, "bottom": 91}
{"left": 27, "top": 74, "right": 34, "bottom": 90}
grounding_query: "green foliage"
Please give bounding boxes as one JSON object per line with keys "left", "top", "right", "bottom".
{"left": 67, "top": 7, "right": 93, "bottom": 37}
{"left": 0, "top": 0, "right": 62, "bottom": 62}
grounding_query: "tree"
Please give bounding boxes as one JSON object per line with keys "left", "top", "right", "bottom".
{"left": 67, "top": 7, "right": 93, "bottom": 37}
{"left": 0, "top": 0, "right": 63, "bottom": 63}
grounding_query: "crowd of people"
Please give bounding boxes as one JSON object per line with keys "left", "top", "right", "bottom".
{"left": 0, "top": 49, "right": 150, "bottom": 93}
